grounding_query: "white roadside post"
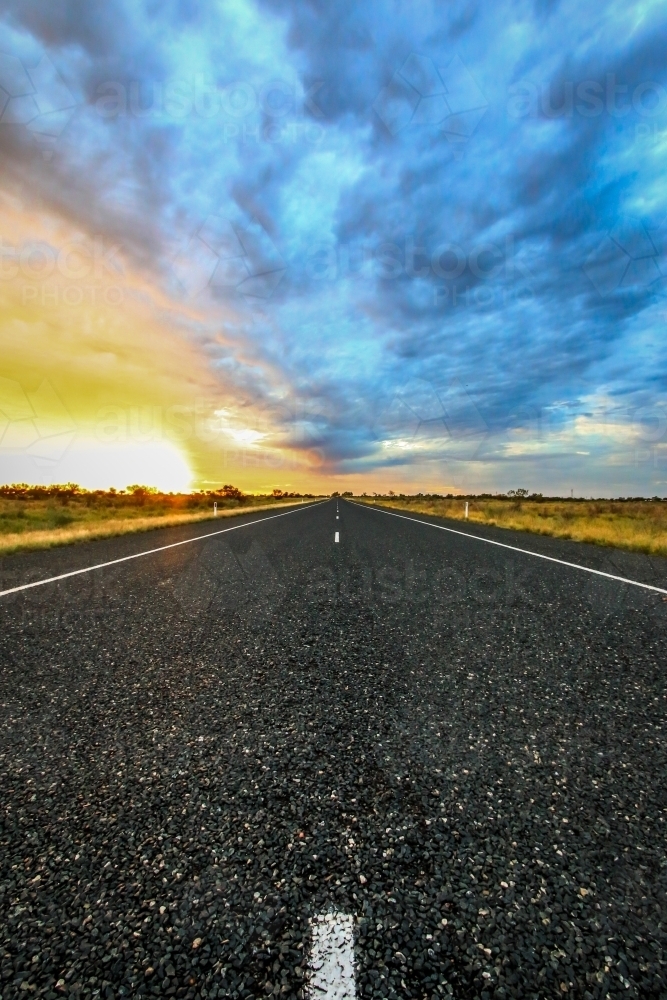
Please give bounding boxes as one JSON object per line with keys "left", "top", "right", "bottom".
{"left": 464, "top": 501, "right": 469, "bottom": 519}
{"left": 213, "top": 501, "right": 218, "bottom": 517}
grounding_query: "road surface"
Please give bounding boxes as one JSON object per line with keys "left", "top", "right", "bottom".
{"left": 1, "top": 498, "right": 667, "bottom": 1000}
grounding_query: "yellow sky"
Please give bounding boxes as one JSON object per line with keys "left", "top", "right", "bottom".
{"left": 0, "top": 194, "right": 337, "bottom": 492}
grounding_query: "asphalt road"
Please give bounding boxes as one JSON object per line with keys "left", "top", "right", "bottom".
{"left": 1, "top": 498, "right": 667, "bottom": 1000}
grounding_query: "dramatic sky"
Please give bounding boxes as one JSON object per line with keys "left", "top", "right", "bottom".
{"left": 0, "top": 0, "right": 666, "bottom": 494}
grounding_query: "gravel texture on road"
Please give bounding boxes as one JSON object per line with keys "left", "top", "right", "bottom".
{"left": 1, "top": 498, "right": 667, "bottom": 1000}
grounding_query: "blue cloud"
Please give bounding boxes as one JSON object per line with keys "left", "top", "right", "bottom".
{"left": 2, "top": 0, "right": 667, "bottom": 492}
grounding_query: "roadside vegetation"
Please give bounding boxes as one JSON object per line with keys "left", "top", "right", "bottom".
{"left": 0, "top": 484, "right": 317, "bottom": 555}
{"left": 354, "top": 489, "right": 667, "bottom": 557}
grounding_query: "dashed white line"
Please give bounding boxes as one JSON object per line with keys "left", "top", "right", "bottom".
{"left": 0, "top": 502, "right": 326, "bottom": 599}
{"left": 351, "top": 500, "right": 667, "bottom": 596}
{"left": 307, "top": 912, "right": 356, "bottom": 1000}
{"left": 335, "top": 531, "right": 340, "bottom": 543}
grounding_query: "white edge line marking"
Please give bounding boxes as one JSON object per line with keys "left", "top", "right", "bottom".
{"left": 308, "top": 912, "right": 356, "bottom": 1000}
{"left": 348, "top": 500, "right": 667, "bottom": 596}
{"left": 0, "top": 501, "right": 327, "bottom": 599}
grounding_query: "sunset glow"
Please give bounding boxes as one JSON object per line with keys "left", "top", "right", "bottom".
{"left": 1, "top": 3, "right": 666, "bottom": 495}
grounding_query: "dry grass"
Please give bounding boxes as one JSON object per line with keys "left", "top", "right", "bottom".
{"left": 357, "top": 497, "right": 667, "bottom": 557}
{"left": 0, "top": 501, "right": 313, "bottom": 556}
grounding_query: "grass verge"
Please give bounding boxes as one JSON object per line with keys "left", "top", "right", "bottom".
{"left": 0, "top": 501, "right": 316, "bottom": 557}
{"left": 356, "top": 497, "right": 667, "bottom": 558}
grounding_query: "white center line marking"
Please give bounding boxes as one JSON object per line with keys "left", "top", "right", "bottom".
{"left": 335, "top": 531, "right": 340, "bottom": 543}
{"left": 350, "top": 500, "right": 667, "bottom": 596}
{"left": 307, "top": 913, "right": 356, "bottom": 1000}
{"left": 0, "top": 502, "right": 327, "bottom": 599}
